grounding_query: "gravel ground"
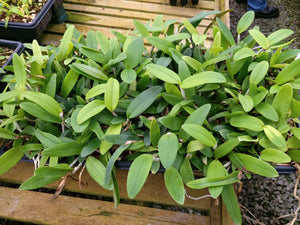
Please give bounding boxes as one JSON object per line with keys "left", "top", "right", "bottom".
{"left": 229, "top": 0, "right": 300, "bottom": 49}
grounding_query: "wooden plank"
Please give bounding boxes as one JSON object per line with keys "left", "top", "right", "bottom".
{"left": 0, "top": 161, "right": 213, "bottom": 210}
{"left": 0, "top": 186, "right": 210, "bottom": 225}
{"left": 210, "top": 198, "right": 222, "bottom": 225}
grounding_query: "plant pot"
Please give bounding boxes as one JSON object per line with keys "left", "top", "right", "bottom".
{"left": 181, "top": 0, "right": 188, "bottom": 5}
{"left": 169, "top": 0, "right": 177, "bottom": 6}
{"left": 0, "top": 0, "right": 55, "bottom": 41}
{"left": 51, "top": 0, "right": 68, "bottom": 24}
{"left": 192, "top": 0, "right": 199, "bottom": 4}
{"left": 0, "top": 39, "right": 25, "bottom": 78}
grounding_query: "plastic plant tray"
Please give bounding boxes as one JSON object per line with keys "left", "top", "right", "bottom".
{"left": 0, "top": 0, "right": 55, "bottom": 41}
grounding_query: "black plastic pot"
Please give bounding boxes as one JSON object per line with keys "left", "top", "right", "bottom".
{"left": 191, "top": 0, "right": 199, "bottom": 4}
{"left": 0, "top": 39, "right": 25, "bottom": 79}
{"left": 169, "top": 0, "right": 177, "bottom": 6}
{"left": 181, "top": 0, "right": 188, "bottom": 5}
{"left": 51, "top": 0, "right": 68, "bottom": 24}
{"left": 0, "top": 0, "right": 55, "bottom": 41}
{"left": 275, "top": 165, "right": 296, "bottom": 175}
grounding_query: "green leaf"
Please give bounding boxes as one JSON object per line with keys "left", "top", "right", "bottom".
{"left": 158, "top": 133, "right": 179, "bottom": 169}
{"left": 216, "top": 18, "right": 235, "bottom": 46}
{"left": 233, "top": 47, "right": 256, "bottom": 61}
{"left": 236, "top": 153, "right": 278, "bottom": 177}
{"left": 165, "top": 33, "right": 191, "bottom": 42}
{"left": 79, "top": 46, "right": 106, "bottom": 64}
{"left": 100, "top": 124, "right": 122, "bottom": 154}
{"left": 221, "top": 184, "right": 242, "bottom": 225}
{"left": 185, "top": 104, "right": 211, "bottom": 125}
{"left": 127, "top": 86, "right": 163, "bottom": 118}
{"left": 249, "top": 29, "right": 269, "bottom": 49}
{"left": 105, "top": 144, "right": 131, "bottom": 184}
{"left": 181, "top": 71, "right": 226, "bottom": 89}
{"left": 35, "top": 129, "right": 61, "bottom": 148}
{"left": 20, "top": 102, "right": 62, "bottom": 124}
{"left": 71, "top": 108, "right": 90, "bottom": 133}
{"left": 187, "top": 140, "right": 205, "bottom": 153}
{"left": 146, "top": 64, "right": 181, "bottom": 84}
{"left": 145, "top": 36, "right": 175, "bottom": 53}
{"left": 57, "top": 25, "right": 74, "bottom": 60}
{"left": 207, "top": 160, "right": 227, "bottom": 199}
{"left": 96, "top": 31, "right": 110, "bottom": 54}
{"left": 0, "top": 146, "right": 24, "bottom": 176}
{"left": 150, "top": 119, "right": 160, "bottom": 147}
{"left": 21, "top": 91, "right": 62, "bottom": 118}
{"left": 86, "top": 156, "right": 113, "bottom": 190}
{"left": 237, "top": 11, "right": 255, "bottom": 34}
{"left": 261, "top": 149, "right": 291, "bottom": 163}
{"left": 291, "top": 128, "right": 300, "bottom": 140}
{"left": 272, "top": 83, "right": 293, "bottom": 117}
{"left": 288, "top": 150, "right": 300, "bottom": 162}
{"left": 263, "top": 125, "right": 287, "bottom": 150}
{"left": 291, "top": 99, "right": 300, "bottom": 118}
{"left": 187, "top": 171, "right": 239, "bottom": 189}
{"left": 127, "top": 154, "right": 153, "bottom": 199}
{"left": 164, "top": 167, "right": 185, "bottom": 205}
{"left": 275, "top": 59, "right": 300, "bottom": 84}
{"left": 0, "top": 128, "right": 17, "bottom": 139}
{"left": 13, "top": 53, "right": 26, "bottom": 90}
{"left": 19, "top": 175, "right": 62, "bottom": 190}
{"left": 255, "top": 102, "right": 279, "bottom": 122}
{"left": 86, "top": 84, "right": 106, "bottom": 100}
{"left": 182, "top": 124, "right": 217, "bottom": 147}
{"left": 105, "top": 78, "right": 119, "bottom": 112}
{"left": 158, "top": 116, "right": 183, "bottom": 131}
{"left": 61, "top": 69, "right": 79, "bottom": 98}
{"left": 121, "top": 69, "right": 137, "bottom": 84}
{"left": 182, "top": 56, "right": 202, "bottom": 72}
{"left": 238, "top": 94, "right": 253, "bottom": 112}
{"left": 77, "top": 100, "right": 106, "bottom": 124}
{"left": 42, "top": 142, "right": 83, "bottom": 157}
{"left": 133, "top": 20, "right": 150, "bottom": 37}
{"left": 267, "top": 29, "right": 294, "bottom": 46}
{"left": 81, "top": 138, "right": 101, "bottom": 157}
{"left": 230, "top": 114, "right": 264, "bottom": 131}
{"left": 214, "top": 138, "right": 240, "bottom": 158}
{"left": 70, "top": 63, "right": 108, "bottom": 81}
{"left": 124, "top": 37, "right": 144, "bottom": 69}
{"left": 180, "top": 158, "right": 194, "bottom": 184}
{"left": 0, "top": 89, "right": 23, "bottom": 103}
{"left": 249, "top": 61, "right": 269, "bottom": 85}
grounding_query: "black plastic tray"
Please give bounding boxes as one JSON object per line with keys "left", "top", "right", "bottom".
{"left": 0, "top": 39, "right": 25, "bottom": 79}
{"left": 0, "top": 0, "right": 55, "bottom": 41}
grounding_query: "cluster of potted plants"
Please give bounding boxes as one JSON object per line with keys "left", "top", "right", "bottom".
{"left": 0, "top": 10, "right": 300, "bottom": 224}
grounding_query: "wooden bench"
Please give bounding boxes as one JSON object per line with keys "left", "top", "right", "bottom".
{"left": 40, "top": 0, "right": 230, "bottom": 48}
{"left": 0, "top": 161, "right": 233, "bottom": 224}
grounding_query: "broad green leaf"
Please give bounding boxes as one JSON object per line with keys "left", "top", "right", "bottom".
{"left": 187, "top": 140, "right": 205, "bottom": 153}
{"left": 291, "top": 99, "right": 300, "bottom": 118}
{"left": 249, "top": 61, "right": 269, "bottom": 85}
{"left": 70, "top": 63, "right": 108, "bottom": 81}
{"left": 236, "top": 153, "right": 278, "bottom": 177}
{"left": 133, "top": 20, "right": 150, "bottom": 37}
{"left": 121, "top": 69, "right": 137, "bottom": 84}
{"left": 184, "top": 104, "right": 211, "bottom": 125}
{"left": 158, "top": 116, "right": 183, "bottom": 131}
{"left": 165, "top": 33, "right": 191, "bottom": 42}
{"left": 187, "top": 171, "right": 239, "bottom": 189}
{"left": 19, "top": 175, "right": 62, "bottom": 190}
{"left": 86, "top": 30, "right": 98, "bottom": 50}
{"left": 124, "top": 37, "right": 144, "bottom": 69}
{"left": 238, "top": 94, "right": 253, "bottom": 112}
{"left": 96, "top": 31, "right": 110, "bottom": 54}
{"left": 71, "top": 108, "right": 90, "bottom": 133}
{"left": 158, "top": 133, "right": 179, "bottom": 169}
{"left": 86, "top": 84, "right": 106, "bottom": 100}
{"left": 105, "top": 78, "right": 119, "bottom": 112}
{"left": 164, "top": 167, "right": 185, "bottom": 205}
{"left": 182, "top": 56, "right": 202, "bottom": 72}
{"left": 261, "top": 149, "right": 291, "bottom": 163}
{"left": 272, "top": 83, "right": 293, "bottom": 117}
{"left": 230, "top": 114, "right": 264, "bottom": 131}
{"left": 32, "top": 39, "right": 43, "bottom": 65}
{"left": 77, "top": 100, "right": 106, "bottom": 124}
{"left": 86, "top": 156, "right": 113, "bottom": 190}
{"left": 207, "top": 160, "right": 227, "bottom": 199}
{"left": 0, "top": 146, "right": 24, "bottom": 176}
{"left": 146, "top": 64, "right": 181, "bottom": 84}
{"left": 34, "top": 165, "right": 72, "bottom": 177}
{"left": 42, "top": 142, "right": 84, "bottom": 157}
{"left": 263, "top": 125, "right": 287, "bottom": 150}
{"left": 288, "top": 150, "right": 300, "bottom": 162}
{"left": 255, "top": 102, "right": 279, "bottom": 122}
{"left": 20, "top": 101, "right": 62, "bottom": 124}
{"left": 181, "top": 71, "right": 226, "bottom": 89}
{"left": 275, "top": 59, "right": 300, "bottom": 84}
{"left": 0, "top": 89, "right": 23, "bottom": 103}
{"left": 192, "top": 34, "right": 207, "bottom": 45}
{"left": 233, "top": 47, "right": 256, "bottom": 61}
{"left": 22, "top": 91, "right": 62, "bottom": 118}
{"left": 214, "top": 138, "right": 240, "bottom": 158}
{"left": 221, "top": 184, "right": 242, "bottom": 225}
{"left": 79, "top": 46, "right": 106, "bottom": 64}
{"left": 249, "top": 29, "right": 269, "bottom": 49}
{"left": 145, "top": 36, "right": 175, "bottom": 53}
{"left": 180, "top": 158, "right": 194, "bottom": 184}
{"left": 267, "top": 29, "right": 294, "bottom": 46}
{"left": 253, "top": 90, "right": 267, "bottom": 106}
{"left": 100, "top": 124, "right": 122, "bottom": 154}
{"left": 105, "top": 144, "right": 131, "bottom": 184}
{"left": 150, "top": 119, "right": 160, "bottom": 147}
{"left": 182, "top": 19, "right": 198, "bottom": 34}
{"left": 127, "top": 86, "right": 163, "bottom": 118}
{"left": 127, "top": 154, "right": 153, "bottom": 199}
{"left": 237, "top": 11, "right": 255, "bottom": 34}
{"left": 13, "top": 53, "right": 26, "bottom": 90}
{"left": 0, "top": 128, "right": 17, "bottom": 139}
{"left": 57, "top": 25, "right": 74, "bottom": 60}
{"left": 35, "top": 129, "right": 61, "bottom": 148}
{"left": 182, "top": 124, "right": 217, "bottom": 147}
{"left": 291, "top": 128, "right": 300, "bottom": 140}
{"left": 216, "top": 18, "right": 235, "bottom": 46}
{"left": 61, "top": 69, "right": 79, "bottom": 98}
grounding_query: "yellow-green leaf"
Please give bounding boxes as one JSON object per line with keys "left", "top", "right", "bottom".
{"left": 261, "top": 149, "right": 291, "bottom": 163}
{"left": 214, "top": 138, "right": 240, "bottom": 158}
{"left": 238, "top": 94, "right": 253, "bottom": 112}
{"left": 182, "top": 124, "right": 216, "bottom": 147}
{"left": 181, "top": 71, "right": 226, "bottom": 89}
{"left": 77, "top": 100, "right": 106, "bottom": 124}
{"left": 105, "top": 78, "right": 119, "bottom": 112}
{"left": 164, "top": 167, "right": 185, "bottom": 205}
{"left": 230, "top": 114, "right": 264, "bottom": 131}
{"left": 158, "top": 133, "right": 179, "bottom": 169}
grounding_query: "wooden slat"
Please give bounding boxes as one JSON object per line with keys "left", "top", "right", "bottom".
{"left": 0, "top": 161, "right": 212, "bottom": 210}
{"left": 0, "top": 186, "right": 210, "bottom": 225}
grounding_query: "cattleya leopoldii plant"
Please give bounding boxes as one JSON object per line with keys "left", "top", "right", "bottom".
{"left": 1, "top": 11, "right": 300, "bottom": 224}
